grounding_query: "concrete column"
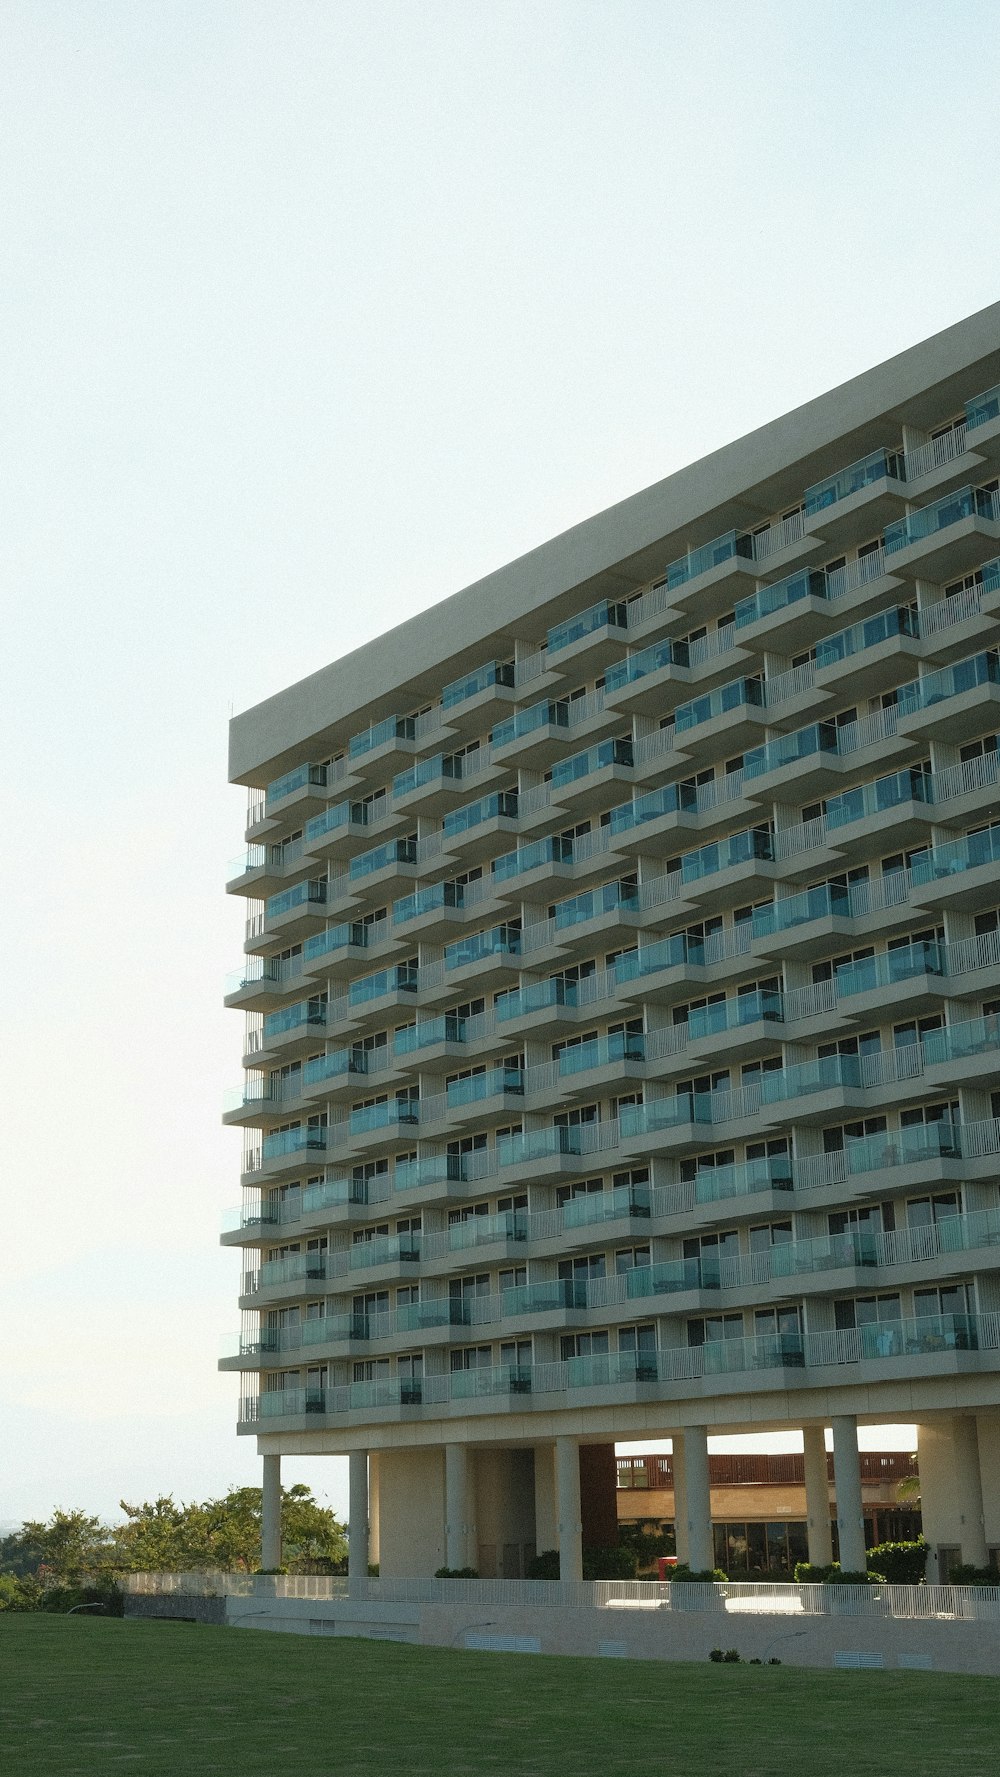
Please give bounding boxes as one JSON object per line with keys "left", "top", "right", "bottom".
{"left": 951, "top": 1417, "right": 989, "bottom": 1568}
{"left": 802, "top": 1426, "right": 833, "bottom": 1567}
{"left": 348, "top": 1450, "right": 369, "bottom": 1587}
{"left": 672, "top": 1436, "right": 689, "bottom": 1565}
{"left": 445, "top": 1443, "right": 474, "bottom": 1570}
{"left": 261, "top": 1453, "right": 281, "bottom": 1571}
{"left": 684, "top": 1425, "right": 713, "bottom": 1573}
{"left": 555, "top": 1436, "right": 583, "bottom": 1581}
{"left": 368, "top": 1453, "right": 380, "bottom": 1568}
{"left": 831, "top": 1415, "right": 866, "bottom": 1573}
{"left": 975, "top": 1412, "right": 1000, "bottom": 1553}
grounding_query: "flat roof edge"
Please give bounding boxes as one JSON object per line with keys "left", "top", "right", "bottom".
{"left": 230, "top": 299, "right": 1000, "bottom": 783}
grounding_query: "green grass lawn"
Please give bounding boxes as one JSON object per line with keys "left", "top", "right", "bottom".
{"left": 0, "top": 1616, "right": 996, "bottom": 1777}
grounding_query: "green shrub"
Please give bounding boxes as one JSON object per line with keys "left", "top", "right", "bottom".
{"left": 0, "top": 1574, "right": 38, "bottom": 1611}
{"left": 709, "top": 1647, "right": 725, "bottom": 1662}
{"left": 948, "top": 1563, "right": 999, "bottom": 1586}
{"left": 38, "top": 1581, "right": 123, "bottom": 1616}
{"left": 722, "top": 1648, "right": 741, "bottom": 1663}
{"left": 433, "top": 1567, "right": 479, "bottom": 1579}
{"left": 865, "top": 1540, "right": 928, "bottom": 1585}
{"left": 526, "top": 1550, "right": 561, "bottom": 1580}
{"left": 582, "top": 1545, "right": 639, "bottom": 1581}
{"left": 794, "top": 1561, "right": 837, "bottom": 1583}
{"left": 670, "top": 1566, "right": 728, "bottom": 1583}
{"left": 824, "top": 1569, "right": 886, "bottom": 1585}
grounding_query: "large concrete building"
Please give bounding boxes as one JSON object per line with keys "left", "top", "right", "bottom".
{"left": 222, "top": 304, "right": 1000, "bottom": 1585}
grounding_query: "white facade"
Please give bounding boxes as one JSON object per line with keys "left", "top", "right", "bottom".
{"left": 222, "top": 303, "right": 1000, "bottom": 1581}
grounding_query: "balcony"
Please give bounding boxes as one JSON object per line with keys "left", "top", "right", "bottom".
{"left": 558, "top": 1030, "right": 646, "bottom": 1079}
{"left": 548, "top": 737, "right": 634, "bottom": 811}
{"left": 261, "top": 997, "right": 328, "bottom": 1048}
{"left": 348, "top": 715, "right": 416, "bottom": 764}
{"left": 264, "top": 877, "right": 328, "bottom": 937}
{"left": 447, "top": 1209, "right": 529, "bottom": 1252}
{"left": 450, "top": 1364, "right": 534, "bottom": 1400}
{"left": 447, "top": 1066, "right": 524, "bottom": 1110}
{"left": 444, "top": 923, "right": 522, "bottom": 972}
{"left": 562, "top": 1182, "right": 651, "bottom": 1227}
{"left": 394, "top": 1153, "right": 465, "bottom": 1194}
{"left": 734, "top": 567, "right": 829, "bottom": 644}
{"left": 495, "top": 977, "right": 579, "bottom": 1028}
{"left": 686, "top": 1154, "right": 794, "bottom": 1205}
{"left": 261, "top": 1124, "right": 328, "bottom": 1164}
{"left": 349, "top": 836, "right": 418, "bottom": 886}
{"left": 802, "top": 447, "right": 905, "bottom": 546}
{"left": 551, "top": 879, "right": 641, "bottom": 936}
{"left": 603, "top": 636, "right": 696, "bottom": 713}
{"left": 492, "top": 834, "right": 576, "bottom": 888}
{"left": 657, "top": 528, "right": 757, "bottom": 616}
{"left": 501, "top": 1278, "right": 589, "bottom": 1317}
{"left": 349, "top": 963, "right": 419, "bottom": 1010}
{"left": 824, "top": 767, "right": 934, "bottom": 842}
{"left": 814, "top": 603, "right": 922, "bottom": 697}
{"left": 301, "top": 920, "right": 376, "bottom": 979}
{"left": 806, "top": 1314, "right": 981, "bottom": 1368}
{"left": 440, "top": 659, "right": 516, "bottom": 726}
{"left": 884, "top": 484, "right": 1000, "bottom": 582}
{"left": 303, "top": 800, "right": 381, "bottom": 859}
{"left": 264, "top": 762, "right": 329, "bottom": 817}
{"left": 393, "top": 1014, "right": 467, "bottom": 1059}
{"left": 348, "top": 1233, "right": 421, "bottom": 1272}
{"left": 392, "top": 753, "right": 468, "bottom": 814}
{"left": 670, "top": 675, "right": 766, "bottom": 757}
{"left": 546, "top": 597, "right": 629, "bottom": 671}
{"left": 911, "top": 822, "right": 1000, "bottom": 909}
{"left": 894, "top": 649, "right": 1000, "bottom": 744}
{"left": 441, "top": 790, "right": 519, "bottom": 852}
{"left": 349, "top": 1097, "right": 420, "bottom": 1138}
{"left": 566, "top": 1350, "right": 660, "bottom": 1389}
{"left": 392, "top": 880, "right": 467, "bottom": 931}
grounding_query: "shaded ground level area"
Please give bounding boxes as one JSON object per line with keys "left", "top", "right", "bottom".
{"left": 1, "top": 1617, "right": 997, "bottom": 1777}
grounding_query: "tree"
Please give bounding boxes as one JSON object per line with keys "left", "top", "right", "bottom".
{"left": 7, "top": 1511, "right": 115, "bottom": 1582}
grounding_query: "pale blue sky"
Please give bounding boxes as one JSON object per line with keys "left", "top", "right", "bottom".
{"left": 2, "top": 0, "right": 997, "bottom": 1526}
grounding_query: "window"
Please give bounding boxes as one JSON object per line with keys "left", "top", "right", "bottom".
{"left": 748, "top": 1221, "right": 793, "bottom": 1252}
{"left": 561, "top": 1331, "right": 610, "bottom": 1359}
{"left": 834, "top": 1294, "right": 900, "bottom": 1329}
{"left": 687, "top": 1314, "right": 743, "bottom": 1346}
{"left": 614, "top": 1246, "right": 651, "bottom": 1273}
{"left": 559, "top": 1253, "right": 607, "bottom": 1282}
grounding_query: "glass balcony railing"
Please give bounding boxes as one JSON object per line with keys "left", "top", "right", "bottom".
{"left": 502, "top": 1278, "right": 588, "bottom": 1316}
{"left": 450, "top": 1365, "right": 533, "bottom": 1399}
{"left": 492, "top": 700, "right": 570, "bottom": 749}
{"left": 673, "top": 676, "right": 763, "bottom": 733}
{"left": 498, "top": 1126, "right": 589, "bottom": 1166}
{"left": 830, "top": 1120, "right": 962, "bottom": 1178}
{"left": 393, "top": 880, "right": 464, "bottom": 927}
{"left": 815, "top": 604, "right": 919, "bottom": 670}
{"left": 496, "top": 977, "right": 579, "bottom": 1021}
{"left": 348, "top": 1234, "right": 421, "bottom": 1270}
{"left": 684, "top": 988, "right": 783, "bottom": 1039}
{"left": 894, "top": 650, "right": 1000, "bottom": 715}
{"left": 661, "top": 529, "right": 753, "bottom": 592}
{"left": 620, "top": 1096, "right": 713, "bottom": 1136}
{"left": 303, "top": 920, "right": 370, "bottom": 965}
{"left": 804, "top": 448, "right": 903, "bottom": 517}
{"left": 613, "top": 933, "right": 691, "bottom": 983}
{"left": 442, "top": 791, "right": 519, "bottom": 837}
{"left": 624, "top": 1258, "right": 702, "bottom": 1297}
{"left": 831, "top": 940, "right": 944, "bottom": 999}
{"left": 563, "top": 1182, "right": 651, "bottom": 1225}
{"left": 885, "top": 485, "right": 1000, "bottom": 554}
{"left": 690, "top": 1154, "right": 793, "bottom": 1202}
{"left": 394, "top": 1153, "right": 465, "bottom": 1192}
{"left": 349, "top": 964, "right": 418, "bottom": 1006}
{"left": 911, "top": 822, "right": 1000, "bottom": 883}
{"left": 444, "top": 924, "right": 522, "bottom": 969}
{"left": 258, "top": 1251, "right": 328, "bottom": 1287}
{"left": 760, "top": 1055, "right": 862, "bottom": 1103}
{"left": 350, "top": 837, "right": 418, "bottom": 881}
{"left": 302, "top": 1176, "right": 367, "bottom": 1214}
{"left": 567, "top": 1350, "right": 659, "bottom": 1388}
{"left": 349, "top": 1098, "right": 420, "bottom": 1136}
{"left": 604, "top": 637, "right": 689, "bottom": 692}
{"left": 548, "top": 598, "right": 627, "bottom": 655}
{"left": 966, "top": 384, "right": 1000, "bottom": 431}
{"left": 262, "top": 1124, "right": 327, "bottom": 1161}
{"left": 350, "top": 1377, "right": 423, "bottom": 1410}
{"left": 447, "top": 1067, "right": 524, "bottom": 1108}
{"left": 698, "top": 1333, "right": 805, "bottom": 1374}
{"left": 262, "top": 999, "right": 328, "bottom": 1039}
{"left": 394, "top": 1015, "right": 466, "bottom": 1056}
{"left": 734, "top": 567, "right": 827, "bottom": 630}
{"left": 305, "top": 801, "right": 355, "bottom": 843}
{"left": 751, "top": 882, "right": 850, "bottom": 938}
{"left": 825, "top": 767, "right": 933, "bottom": 830}
{"left": 744, "top": 722, "right": 835, "bottom": 780}
{"left": 677, "top": 825, "right": 773, "bottom": 882}
{"left": 447, "top": 1210, "right": 528, "bottom": 1250}
{"left": 266, "top": 878, "right": 327, "bottom": 919}
{"left": 550, "top": 737, "right": 633, "bottom": 789}
{"left": 922, "top": 1014, "right": 1000, "bottom": 1067}
{"left": 265, "top": 762, "right": 327, "bottom": 806}
{"left": 493, "top": 835, "right": 574, "bottom": 881}
{"left": 302, "top": 1048, "right": 366, "bottom": 1089}
{"left": 395, "top": 1299, "right": 470, "bottom": 1333}
{"left": 606, "top": 782, "right": 696, "bottom": 836}
{"left": 441, "top": 660, "right": 515, "bottom": 708}
{"left": 558, "top": 1030, "right": 646, "bottom": 1075}
{"left": 552, "top": 880, "right": 639, "bottom": 928}
{"left": 392, "top": 753, "right": 463, "bottom": 800}
{"left": 349, "top": 715, "right": 416, "bottom": 760}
